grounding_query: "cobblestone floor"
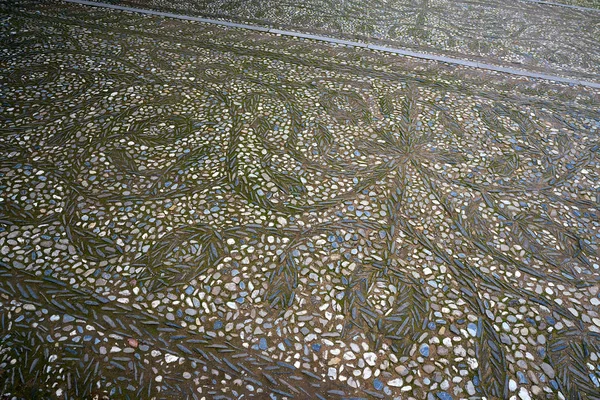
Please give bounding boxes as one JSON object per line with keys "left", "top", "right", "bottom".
{"left": 544, "top": 0, "right": 600, "bottom": 8}
{"left": 93, "top": 0, "right": 600, "bottom": 83}
{"left": 1, "top": 1, "right": 599, "bottom": 400}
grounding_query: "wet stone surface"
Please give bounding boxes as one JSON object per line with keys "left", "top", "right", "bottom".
{"left": 95, "top": 0, "right": 600, "bottom": 82}
{"left": 0, "top": 1, "right": 600, "bottom": 399}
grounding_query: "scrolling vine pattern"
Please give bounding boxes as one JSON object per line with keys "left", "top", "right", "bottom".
{"left": 0, "top": 1, "right": 599, "bottom": 399}
{"left": 99, "top": 0, "right": 600, "bottom": 81}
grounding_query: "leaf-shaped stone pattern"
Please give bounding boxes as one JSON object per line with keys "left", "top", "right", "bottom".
{"left": 0, "top": 1, "right": 599, "bottom": 399}
{"left": 95, "top": 0, "right": 600, "bottom": 81}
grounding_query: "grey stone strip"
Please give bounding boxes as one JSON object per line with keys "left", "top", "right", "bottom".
{"left": 269, "top": 29, "right": 368, "bottom": 48}
{"left": 367, "top": 44, "right": 600, "bottom": 89}
{"left": 522, "top": 0, "right": 600, "bottom": 13}
{"left": 63, "top": 0, "right": 600, "bottom": 90}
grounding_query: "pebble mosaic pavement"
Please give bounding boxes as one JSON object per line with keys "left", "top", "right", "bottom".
{"left": 539, "top": 0, "right": 600, "bottom": 8}
{"left": 92, "top": 0, "right": 600, "bottom": 83}
{"left": 1, "top": 1, "right": 600, "bottom": 400}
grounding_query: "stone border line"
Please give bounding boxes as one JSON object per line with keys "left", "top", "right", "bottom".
{"left": 524, "top": 0, "right": 600, "bottom": 13}
{"left": 63, "top": 0, "right": 600, "bottom": 89}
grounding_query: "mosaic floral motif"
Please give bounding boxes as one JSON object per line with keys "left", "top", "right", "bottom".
{"left": 98, "top": 0, "right": 600, "bottom": 81}
{"left": 0, "top": 1, "right": 599, "bottom": 399}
